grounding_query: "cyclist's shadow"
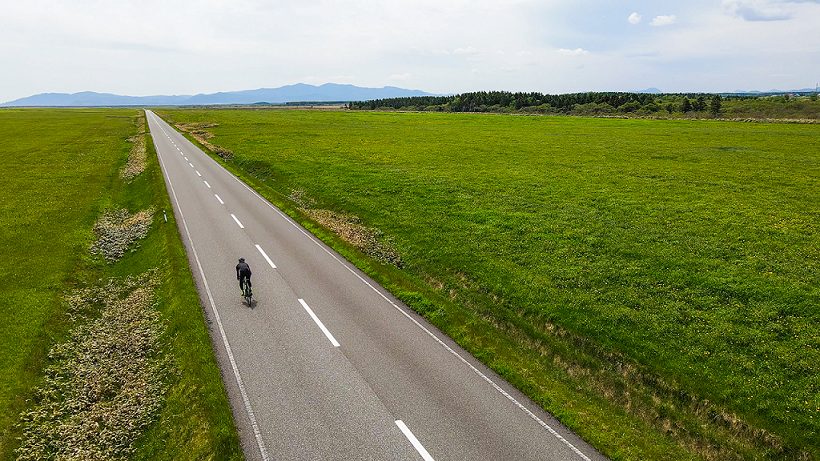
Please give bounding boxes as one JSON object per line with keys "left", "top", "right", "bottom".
{"left": 242, "top": 293, "right": 256, "bottom": 309}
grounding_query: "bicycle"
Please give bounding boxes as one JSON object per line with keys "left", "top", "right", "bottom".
{"left": 242, "top": 282, "right": 253, "bottom": 307}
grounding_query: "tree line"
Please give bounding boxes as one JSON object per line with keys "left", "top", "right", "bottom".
{"left": 349, "top": 91, "right": 728, "bottom": 116}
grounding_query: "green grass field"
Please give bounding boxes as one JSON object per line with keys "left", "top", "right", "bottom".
{"left": 0, "top": 109, "right": 241, "bottom": 459}
{"left": 0, "top": 109, "right": 133, "bottom": 450}
{"left": 159, "top": 108, "right": 819, "bottom": 460}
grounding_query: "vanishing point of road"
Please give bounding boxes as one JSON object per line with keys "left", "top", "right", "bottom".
{"left": 146, "top": 110, "right": 606, "bottom": 461}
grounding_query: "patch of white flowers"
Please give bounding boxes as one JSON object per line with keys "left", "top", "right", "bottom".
{"left": 90, "top": 208, "right": 154, "bottom": 263}
{"left": 16, "top": 272, "right": 169, "bottom": 461}
{"left": 120, "top": 116, "right": 147, "bottom": 182}
{"left": 120, "top": 134, "right": 147, "bottom": 182}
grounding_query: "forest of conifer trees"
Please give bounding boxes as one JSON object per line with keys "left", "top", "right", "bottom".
{"left": 349, "top": 91, "right": 819, "bottom": 119}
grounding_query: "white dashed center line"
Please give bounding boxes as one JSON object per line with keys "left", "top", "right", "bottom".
{"left": 298, "top": 299, "right": 340, "bottom": 347}
{"left": 215, "top": 194, "right": 224, "bottom": 204}
{"left": 196, "top": 170, "right": 202, "bottom": 177}
{"left": 231, "top": 213, "right": 245, "bottom": 229}
{"left": 395, "top": 421, "right": 435, "bottom": 461}
{"left": 204, "top": 180, "right": 211, "bottom": 188}
{"left": 255, "top": 244, "right": 277, "bottom": 269}
{"left": 189, "top": 162, "right": 194, "bottom": 168}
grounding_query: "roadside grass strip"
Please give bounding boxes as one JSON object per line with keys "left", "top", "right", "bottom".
{"left": 0, "top": 109, "right": 242, "bottom": 460}
{"left": 0, "top": 108, "right": 138, "bottom": 457}
{"left": 90, "top": 208, "right": 155, "bottom": 263}
{"left": 172, "top": 122, "right": 234, "bottom": 160}
{"left": 16, "top": 273, "right": 169, "bottom": 461}
{"left": 300, "top": 208, "right": 403, "bottom": 268}
{"left": 120, "top": 116, "right": 148, "bottom": 182}
{"left": 288, "top": 190, "right": 402, "bottom": 267}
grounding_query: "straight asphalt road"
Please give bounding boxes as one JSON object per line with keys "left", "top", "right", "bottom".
{"left": 146, "top": 110, "right": 607, "bottom": 461}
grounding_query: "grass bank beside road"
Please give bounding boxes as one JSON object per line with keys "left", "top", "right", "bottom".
{"left": 0, "top": 109, "right": 241, "bottom": 459}
{"left": 0, "top": 109, "right": 134, "bottom": 454}
{"left": 159, "top": 108, "right": 819, "bottom": 460}
{"left": 126, "top": 115, "right": 242, "bottom": 460}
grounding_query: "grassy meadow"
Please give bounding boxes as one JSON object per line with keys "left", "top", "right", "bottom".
{"left": 0, "top": 109, "right": 241, "bottom": 459}
{"left": 0, "top": 109, "right": 133, "bottom": 449}
{"left": 159, "top": 108, "right": 819, "bottom": 460}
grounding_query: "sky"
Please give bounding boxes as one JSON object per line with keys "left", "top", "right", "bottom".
{"left": 1, "top": 0, "right": 819, "bottom": 102}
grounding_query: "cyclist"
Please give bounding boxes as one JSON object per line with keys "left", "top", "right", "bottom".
{"left": 236, "top": 257, "right": 252, "bottom": 296}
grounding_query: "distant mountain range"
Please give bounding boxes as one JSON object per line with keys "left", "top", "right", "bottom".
{"left": 635, "top": 88, "right": 662, "bottom": 94}
{"left": 0, "top": 83, "right": 433, "bottom": 107}
{"left": 4, "top": 84, "right": 817, "bottom": 107}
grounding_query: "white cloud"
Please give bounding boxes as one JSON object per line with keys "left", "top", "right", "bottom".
{"left": 558, "top": 48, "right": 590, "bottom": 56}
{"left": 650, "top": 15, "right": 677, "bottom": 26}
{"left": 723, "top": 0, "right": 791, "bottom": 21}
{"left": 628, "top": 12, "right": 642, "bottom": 24}
{"left": 452, "top": 46, "right": 479, "bottom": 55}
{"left": 0, "top": 0, "right": 819, "bottom": 99}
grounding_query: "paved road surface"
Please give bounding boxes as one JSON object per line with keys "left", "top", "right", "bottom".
{"left": 146, "top": 110, "right": 607, "bottom": 461}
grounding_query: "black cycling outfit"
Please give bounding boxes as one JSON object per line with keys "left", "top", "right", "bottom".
{"left": 236, "top": 261, "right": 252, "bottom": 293}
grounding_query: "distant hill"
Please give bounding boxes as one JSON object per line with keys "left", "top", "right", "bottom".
{"left": 0, "top": 83, "right": 433, "bottom": 107}
{"left": 729, "top": 87, "right": 817, "bottom": 96}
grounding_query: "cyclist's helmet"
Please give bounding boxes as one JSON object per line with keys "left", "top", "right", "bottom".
{"left": 238, "top": 257, "right": 245, "bottom": 262}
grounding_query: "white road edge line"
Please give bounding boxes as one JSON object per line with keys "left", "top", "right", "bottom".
{"left": 297, "top": 299, "right": 340, "bottom": 347}
{"left": 215, "top": 194, "right": 224, "bottom": 204}
{"left": 204, "top": 180, "right": 211, "bottom": 188}
{"left": 395, "top": 420, "right": 434, "bottom": 461}
{"left": 231, "top": 214, "right": 245, "bottom": 229}
{"left": 255, "top": 244, "right": 277, "bottom": 269}
{"left": 153, "top": 113, "right": 591, "bottom": 461}
{"left": 150, "top": 114, "right": 270, "bottom": 461}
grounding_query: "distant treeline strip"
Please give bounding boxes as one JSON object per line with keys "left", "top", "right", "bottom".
{"left": 348, "top": 90, "right": 819, "bottom": 119}
{"left": 351, "top": 91, "right": 655, "bottom": 111}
